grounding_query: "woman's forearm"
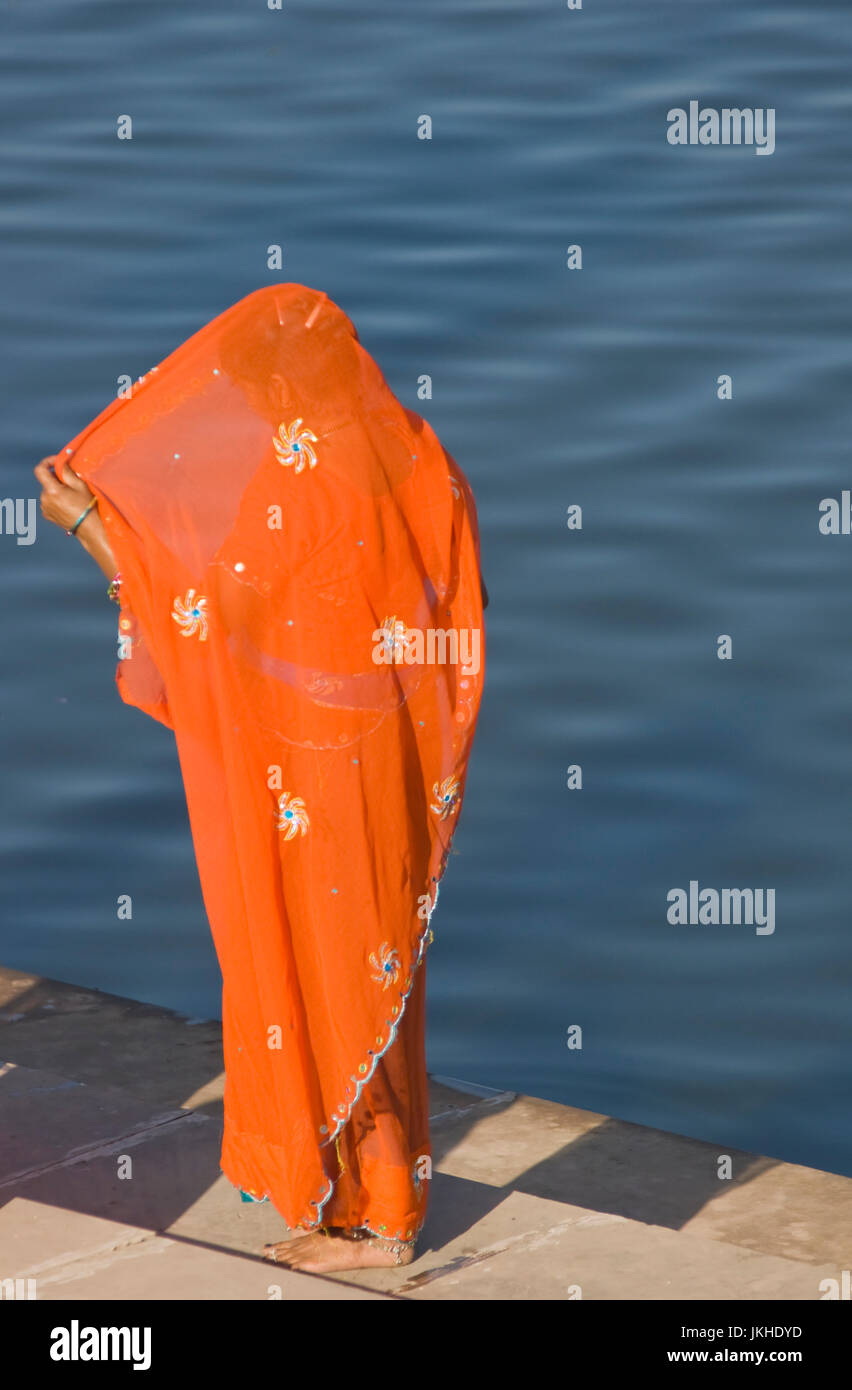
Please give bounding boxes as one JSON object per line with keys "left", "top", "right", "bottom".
{"left": 75, "top": 509, "right": 118, "bottom": 581}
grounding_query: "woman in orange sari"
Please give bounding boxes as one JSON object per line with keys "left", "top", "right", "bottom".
{"left": 34, "top": 283, "right": 485, "bottom": 1271}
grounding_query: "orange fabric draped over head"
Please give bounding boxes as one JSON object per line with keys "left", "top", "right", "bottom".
{"left": 57, "top": 283, "right": 485, "bottom": 1241}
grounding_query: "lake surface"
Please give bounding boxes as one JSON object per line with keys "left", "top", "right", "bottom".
{"left": 2, "top": 0, "right": 852, "bottom": 1178}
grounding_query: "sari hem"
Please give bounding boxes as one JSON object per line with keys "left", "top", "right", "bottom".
{"left": 220, "top": 887, "right": 439, "bottom": 1238}
{"left": 229, "top": 1180, "right": 424, "bottom": 1245}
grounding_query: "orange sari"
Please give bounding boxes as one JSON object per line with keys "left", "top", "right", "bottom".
{"left": 57, "top": 284, "right": 485, "bottom": 1246}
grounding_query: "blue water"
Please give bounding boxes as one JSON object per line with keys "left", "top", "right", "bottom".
{"left": 2, "top": 0, "right": 852, "bottom": 1178}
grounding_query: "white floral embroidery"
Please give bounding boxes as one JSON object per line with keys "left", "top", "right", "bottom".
{"left": 172, "top": 589, "right": 208, "bottom": 640}
{"left": 273, "top": 418, "right": 318, "bottom": 472}
{"left": 276, "top": 792, "right": 310, "bottom": 839}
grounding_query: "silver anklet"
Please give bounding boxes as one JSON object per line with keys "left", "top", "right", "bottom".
{"left": 366, "top": 1234, "right": 410, "bottom": 1265}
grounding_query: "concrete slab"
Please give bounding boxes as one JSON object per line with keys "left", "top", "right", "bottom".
{"left": 681, "top": 1160, "right": 852, "bottom": 1266}
{"left": 1, "top": 1194, "right": 160, "bottom": 1279}
{"left": 2, "top": 964, "right": 851, "bottom": 1301}
{"left": 0, "top": 1061, "right": 190, "bottom": 1186}
{"left": 428, "top": 1091, "right": 852, "bottom": 1265}
{"left": 0, "top": 968, "right": 224, "bottom": 1117}
{"left": 3, "top": 1198, "right": 388, "bottom": 1301}
{"left": 397, "top": 1190, "right": 840, "bottom": 1301}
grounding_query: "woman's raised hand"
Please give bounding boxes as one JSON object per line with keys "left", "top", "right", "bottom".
{"left": 33, "top": 454, "right": 95, "bottom": 533}
{"left": 33, "top": 453, "right": 118, "bottom": 580}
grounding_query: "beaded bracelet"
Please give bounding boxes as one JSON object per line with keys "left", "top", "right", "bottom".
{"left": 66, "top": 495, "right": 99, "bottom": 537}
{"left": 107, "top": 572, "right": 122, "bottom": 604}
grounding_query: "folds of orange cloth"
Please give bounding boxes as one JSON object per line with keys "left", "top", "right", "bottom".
{"left": 57, "top": 283, "right": 485, "bottom": 1235}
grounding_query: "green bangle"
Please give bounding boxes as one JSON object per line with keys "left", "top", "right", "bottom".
{"left": 66, "top": 495, "right": 99, "bottom": 537}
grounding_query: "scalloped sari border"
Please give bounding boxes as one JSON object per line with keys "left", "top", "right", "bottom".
{"left": 223, "top": 875, "right": 442, "bottom": 1236}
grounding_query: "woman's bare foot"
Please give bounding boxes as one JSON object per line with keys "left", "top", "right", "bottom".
{"left": 262, "top": 1227, "right": 415, "bottom": 1272}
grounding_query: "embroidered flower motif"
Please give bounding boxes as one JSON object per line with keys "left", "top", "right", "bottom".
{"left": 172, "top": 589, "right": 208, "bottom": 640}
{"left": 378, "top": 615, "right": 414, "bottom": 664}
{"left": 273, "top": 418, "right": 318, "bottom": 472}
{"left": 369, "top": 942, "right": 401, "bottom": 990}
{"left": 276, "top": 792, "right": 310, "bottom": 839}
{"left": 431, "top": 775, "right": 460, "bottom": 820}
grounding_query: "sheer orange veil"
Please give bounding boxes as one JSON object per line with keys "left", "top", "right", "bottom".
{"left": 56, "top": 283, "right": 485, "bottom": 1231}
